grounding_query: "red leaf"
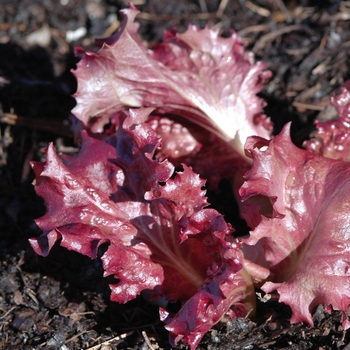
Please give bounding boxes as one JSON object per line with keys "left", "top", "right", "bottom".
{"left": 72, "top": 6, "right": 272, "bottom": 160}
{"left": 304, "top": 80, "right": 350, "bottom": 161}
{"left": 240, "top": 123, "right": 350, "bottom": 328}
{"left": 30, "top": 109, "right": 251, "bottom": 347}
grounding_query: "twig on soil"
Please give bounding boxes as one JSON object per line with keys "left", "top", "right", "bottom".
{"left": 294, "top": 83, "right": 322, "bottom": 102}
{"left": 136, "top": 11, "right": 217, "bottom": 22}
{"left": 238, "top": 24, "right": 270, "bottom": 37}
{"left": 258, "top": 340, "right": 276, "bottom": 347}
{"left": 38, "top": 330, "right": 88, "bottom": 348}
{"left": 238, "top": 24, "right": 270, "bottom": 44}
{"left": 65, "top": 330, "right": 88, "bottom": 344}
{"left": 0, "top": 112, "right": 73, "bottom": 138}
{"left": 142, "top": 330, "right": 158, "bottom": 350}
{"left": 86, "top": 332, "right": 134, "bottom": 350}
{"left": 292, "top": 101, "right": 328, "bottom": 111}
{"left": 252, "top": 24, "right": 308, "bottom": 53}
{"left": 0, "top": 307, "right": 17, "bottom": 320}
{"left": 216, "top": 0, "right": 229, "bottom": 18}
{"left": 245, "top": 1, "right": 271, "bottom": 17}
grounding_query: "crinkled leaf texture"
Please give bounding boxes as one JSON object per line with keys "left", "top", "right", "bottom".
{"left": 72, "top": 6, "right": 272, "bottom": 160}
{"left": 304, "top": 80, "right": 350, "bottom": 161}
{"left": 30, "top": 109, "right": 253, "bottom": 349}
{"left": 240, "top": 123, "right": 350, "bottom": 329}
{"left": 148, "top": 115, "right": 250, "bottom": 190}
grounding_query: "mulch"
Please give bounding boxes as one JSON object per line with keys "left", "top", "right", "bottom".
{"left": 1, "top": 0, "right": 350, "bottom": 349}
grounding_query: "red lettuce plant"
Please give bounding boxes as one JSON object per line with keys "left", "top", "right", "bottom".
{"left": 30, "top": 108, "right": 255, "bottom": 349}
{"left": 240, "top": 122, "right": 350, "bottom": 329}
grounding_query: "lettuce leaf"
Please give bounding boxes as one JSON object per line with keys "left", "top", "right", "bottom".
{"left": 72, "top": 6, "right": 272, "bottom": 161}
{"left": 30, "top": 108, "right": 254, "bottom": 348}
{"left": 240, "top": 123, "right": 350, "bottom": 328}
{"left": 304, "top": 80, "right": 350, "bottom": 161}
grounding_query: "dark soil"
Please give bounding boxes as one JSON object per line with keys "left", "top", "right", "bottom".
{"left": 1, "top": 0, "right": 350, "bottom": 349}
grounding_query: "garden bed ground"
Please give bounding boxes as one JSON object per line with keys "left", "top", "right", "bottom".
{"left": 1, "top": 0, "right": 350, "bottom": 349}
